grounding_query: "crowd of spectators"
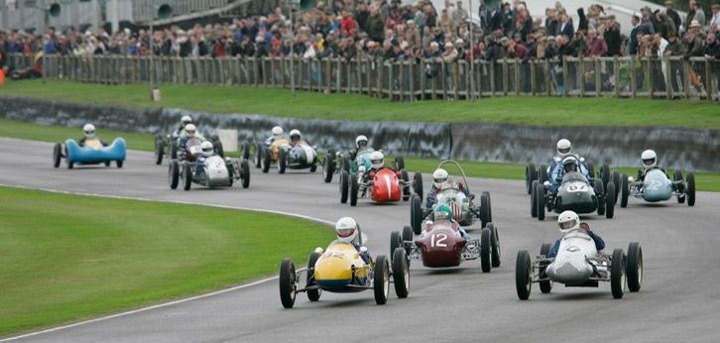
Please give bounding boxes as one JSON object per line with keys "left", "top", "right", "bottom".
{"left": 1, "top": 0, "right": 719, "bottom": 80}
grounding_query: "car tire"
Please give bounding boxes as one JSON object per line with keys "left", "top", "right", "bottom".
{"left": 394, "top": 156, "right": 405, "bottom": 171}
{"left": 531, "top": 180, "right": 538, "bottom": 218}
{"left": 323, "top": 150, "right": 335, "bottom": 183}
{"left": 154, "top": 140, "right": 164, "bottom": 165}
{"left": 254, "top": 143, "right": 262, "bottom": 168}
{"left": 620, "top": 174, "right": 629, "bottom": 208}
{"left": 402, "top": 225, "right": 413, "bottom": 241}
{"left": 169, "top": 160, "right": 179, "bottom": 189}
{"left": 262, "top": 150, "right": 271, "bottom": 173}
{"left": 487, "top": 222, "right": 501, "bottom": 268}
{"left": 306, "top": 252, "right": 322, "bottom": 302}
{"left": 279, "top": 259, "right": 296, "bottom": 309}
{"left": 601, "top": 164, "right": 611, "bottom": 190}
{"left": 340, "top": 170, "right": 349, "bottom": 204}
{"left": 526, "top": 162, "right": 537, "bottom": 194}
{"left": 390, "top": 231, "right": 402, "bottom": 257}
{"left": 53, "top": 143, "right": 62, "bottom": 168}
{"left": 392, "top": 248, "right": 409, "bottom": 299}
{"left": 480, "top": 227, "right": 492, "bottom": 273}
{"left": 241, "top": 159, "right": 250, "bottom": 189}
{"left": 539, "top": 164, "right": 548, "bottom": 183}
{"left": 539, "top": 243, "right": 553, "bottom": 294}
{"left": 349, "top": 172, "right": 359, "bottom": 206}
{"left": 116, "top": 160, "right": 124, "bottom": 168}
{"left": 410, "top": 194, "right": 422, "bottom": 235}
{"left": 516, "top": 250, "right": 532, "bottom": 300}
{"left": 278, "top": 149, "right": 287, "bottom": 174}
{"left": 674, "top": 170, "right": 685, "bottom": 204}
{"left": 612, "top": 171, "right": 621, "bottom": 203}
{"left": 611, "top": 248, "right": 625, "bottom": 299}
{"left": 686, "top": 172, "right": 696, "bottom": 206}
{"left": 241, "top": 143, "right": 250, "bottom": 160}
{"left": 586, "top": 161, "right": 595, "bottom": 181}
{"left": 626, "top": 242, "right": 643, "bottom": 293}
{"left": 374, "top": 255, "right": 390, "bottom": 305}
{"left": 535, "top": 182, "right": 545, "bottom": 221}
{"left": 605, "top": 182, "right": 615, "bottom": 219}
{"left": 413, "top": 172, "right": 423, "bottom": 198}
{"left": 595, "top": 179, "right": 606, "bottom": 216}
{"left": 401, "top": 170, "right": 410, "bottom": 201}
{"left": 341, "top": 155, "right": 350, "bottom": 173}
{"left": 182, "top": 163, "right": 193, "bottom": 191}
{"left": 214, "top": 139, "right": 225, "bottom": 159}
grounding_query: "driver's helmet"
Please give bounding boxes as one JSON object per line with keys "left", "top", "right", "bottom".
{"left": 83, "top": 123, "right": 96, "bottom": 138}
{"left": 181, "top": 115, "right": 193, "bottom": 127}
{"left": 432, "top": 168, "right": 449, "bottom": 189}
{"left": 355, "top": 135, "right": 368, "bottom": 149}
{"left": 201, "top": 141, "right": 214, "bottom": 156}
{"left": 557, "top": 210, "right": 580, "bottom": 233}
{"left": 641, "top": 149, "right": 657, "bottom": 170}
{"left": 335, "top": 216, "right": 358, "bottom": 243}
{"left": 271, "top": 126, "right": 283, "bottom": 139}
{"left": 434, "top": 202, "right": 453, "bottom": 221}
{"left": 185, "top": 124, "right": 197, "bottom": 138}
{"left": 369, "top": 151, "right": 384, "bottom": 170}
{"left": 562, "top": 156, "right": 578, "bottom": 173}
{"left": 289, "top": 129, "right": 301, "bottom": 142}
{"left": 556, "top": 138, "right": 572, "bottom": 158}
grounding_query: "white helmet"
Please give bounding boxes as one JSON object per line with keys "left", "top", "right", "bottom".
{"left": 200, "top": 141, "right": 214, "bottom": 156}
{"left": 335, "top": 217, "right": 358, "bottom": 243}
{"left": 289, "top": 129, "right": 301, "bottom": 141}
{"left": 641, "top": 149, "right": 657, "bottom": 169}
{"left": 557, "top": 210, "right": 580, "bottom": 233}
{"left": 83, "top": 123, "right": 96, "bottom": 138}
{"left": 355, "top": 135, "right": 368, "bottom": 148}
{"left": 272, "top": 126, "right": 283, "bottom": 138}
{"left": 369, "top": 151, "right": 384, "bottom": 169}
{"left": 562, "top": 156, "right": 578, "bottom": 173}
{"left": 185, "top": 124, "right": 197, "bottom": 138}
{"left": 181, "top": 115, "right": 193, "bottom": 126}
{"left": 556, "top": 138, "right": 572, "bottom": 158}
{"left": 432, "top": 168, "right": 449, "bottom": 189}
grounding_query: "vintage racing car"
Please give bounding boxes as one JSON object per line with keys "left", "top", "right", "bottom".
{"left": 278, "top": 236, "right": 409, "bottom": 308}
{"left": 154, "top": 131, "right": 224, "bottom": 165}
{"left": 531, "top": 171, "right": 615, "bottom": 220}
{"left": 339, "top": 166, "right": 422, "bottom": 206}
{"left": 168, "top": 138, "right": 249, "bottom": 191}
{"left": 516, "top": 226, "right": 642, "bottom": 300}
{"left": 322, "top": 147, "right": 406, "bottom": 183}
{"left": 254, "top": 138, "right": 319, "bottom": 174}
{"left": 390, "top": 221, "right": 500, "bottom": 273}
{"left": 619, "top": 169, "right": 696, "bottom": 207}
{"left": 53, "top": 138, "right": 126, "bottom": 169}
{"left": 410, "top": 161, "right": 491, "bottom": 235}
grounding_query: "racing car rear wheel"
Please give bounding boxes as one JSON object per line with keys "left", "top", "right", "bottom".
{"left": 539, "top": 164, "right": 548, "bottom": 183}
{"left": 539, "top": 243, "right": 553, "bottom": 294}
{"left": 480, "top": 227, "right": 492, "bottom": 273}
{"left": 155, "top": 142, "right": 164, "bottom": 165}
{"left": 595, "top": 179, "right": 606, "bottom": 216}
{"left": 53, "top": 143, "right": 62, "bottom": 168}
{"left": 612, "top": 171, "right": 621, "bottom": 203}
{"left": 341, "top": 155, "right": 350, "bottom": 173}
{"left": 323, "top": 150, "right": 335, "bottom": 183}
{"left": 306, "top": 252, "right": 322, "bottom": 302}
{"left": 686, "top": 172, "right": 696, "bottom": 206}
{"left": 401, "top": 170, "right": 410, "bottom": 201}
{"left": 262, "top": 150, "right": 271, "bottom": 173}
{"left": 526, "top": 163, "right": 537, "bottom": 194}
{"left": 480, "top": 191, "right": 492, "bottom": 227}
{"left": 515, "top": 250, "right": 532, "bottom": 300}
{"left": 374, "top": 256, "right": 390, "bottom": 305}
{"left": 349, "top": 173, "right": 359, "bottom": 206}
{"left": 240, "top": 159, "right": 250, "bottom": 189}
{"left": 169, "top": 160, "right": 179, "bottom": 189}
{"left": 611, "top": 248, "right": 625, "bottom": 299}
{"left": 392, "top": 248, "right": 409, "bottom": 299}
{"left": 530, "top": 180, "right": 539, "bottom": 218}
{"left": 105, "top": 161, "right": 111, "bottom": 167}
{"left": 601, "top": 164, "right": 611, "bottom": 190}
{"left": 535, "top": 182, "right": 545, "bottom": 221}
{"left": 254, "top": 143, "right": 262, "bottom": 168}
{"left": 394, "top": 156, "right": 405, "bottom": 171}
{"left": 213, "top": 138, "right": 224, "bottom": 158}
{"left": 410, "top": 194, "right": 423, "bottom": 235}
{"left": 605, "top": 182, "right": 615, "bottom": 219}
{"left": 390, "top": 231, "right": 402, "bottom": 257}
{"left": 241, "top": 143, "right": 250, "bottom": 160}
{"left": 67, "top": 160, "right": 74, "bottom": 169}
{"left": 626, "top": 242, "right": 643, "bottom": 293}
{"left": 182, "top": 164, "right": 193, "bottom": 191}
{"left": 340, "top": 170, "right": 349, "bottom": 204}
{"left": 620, "top": 174, "right": 630, "bottom": 208}
{"left": 279, "top": 259, "right": 297, "bottom": 309}
{"left": 586, "top": 162, "right": 595, "bottom": 180}
{"left": 413, "top": 172, "right": 423, "bottom": 198}
{"left": 402, "top": 225, "right": 413, "bottom": 241}
{"left": 278, "top": 149, "right": 287, "bottom": 174}
{"left": 116, "top": 160, "right": 124, "bottom": 168}
{"left": 487, "top": 222, "right": 501, "bottom": 268}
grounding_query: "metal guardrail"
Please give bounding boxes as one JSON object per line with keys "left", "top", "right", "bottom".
{"left": 7, "top": 53, "right": 719, "bottom": 101}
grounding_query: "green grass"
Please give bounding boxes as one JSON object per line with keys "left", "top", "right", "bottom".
{"left": 2, "top": 80, "right": 719, "bottom": 128}
{"left": 2, "top": 118, "right": 719, "bottom": 191}
{"left": 0, "top": 186, "right": 334, "bottom": 337}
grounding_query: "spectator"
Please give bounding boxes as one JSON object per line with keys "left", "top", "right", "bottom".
{"left": 586, "top": 28, "right": 607, "bottom": 57}
{"left": 603, "top": 15, "right": 622, "bottom": 56}
{"left": 685, "top": 1, "right": 706, "bottom": 32}
{"left": 665, "top": 1, "right": 682, "bottom": 32}
{"left": 557, "top": 11, "right": 574, "bottom": 39}
{"left": 451, "top": 1, "right": 468, "bottom": 27}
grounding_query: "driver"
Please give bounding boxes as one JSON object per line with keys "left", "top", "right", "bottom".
{"left": 289, "top": 129, "right": 303, "bottom": 146}
{"left": 425, "top": 168, "right": 470, "bottom": 208}
{"left": 78, "top": 123, "right": 108, "bottom": 147}
{"left": 429, "top": 202, "right": 470, "bottom": 239}
{"left": 549, "top": 156, "right": 584, "bottom": 193}
{"left": 360, "top": 151, "right": 386, "bottom": 184}
{"left": 547, "top": 210, "right": 605, "bottom": 258}
{"left": 638, "top": 149, "right": 665, "bottom": 181}
{"left": 548, "top": 139, "right": 590, "bottom": 187}
{"left": 174, "top": 115, "right": 194, "bottom": 137}
{"left": 351, "top": 135, "right": 370, "bottom": 160}
{"left": 334, "top": 217, "right": 371, "bottom": 263}
{"left": 194, "top": 141, "right": 215, "bottom": 174}
{"left": 265, "top": 126, "right": 284, "bottom": 146}
{"left": 177, "top": 124, "right": 207, "bottom": 159}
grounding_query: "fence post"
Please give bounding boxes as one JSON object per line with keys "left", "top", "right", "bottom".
{"left": 705, "top": 58, "right": 713, "bottom": 101}
{"left": 630, "top": 57, "right": 636, "bottom": 99}
{"left": 489, "top": 60, "right": 495, "bottom": 97}
{"left": 664, "top": 57, "right": 672, "bottom": 99}
{"left": 529, "top": 60, "right": 536, "bottom": 96}
{"left": 594, "top": 58, "right": 601, "bottom": 97}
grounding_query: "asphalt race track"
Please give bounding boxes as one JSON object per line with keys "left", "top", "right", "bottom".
{"left": 1, "top": 137, "right": 719, "bottom": 343}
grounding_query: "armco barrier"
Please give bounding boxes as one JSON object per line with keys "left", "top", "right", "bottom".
{"left": 1, "top": 97, "right": 718, "bottom": 171}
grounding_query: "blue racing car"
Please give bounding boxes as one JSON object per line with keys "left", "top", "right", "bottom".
{"left": 53, "top": 138, "right": 126, "bottom": 169}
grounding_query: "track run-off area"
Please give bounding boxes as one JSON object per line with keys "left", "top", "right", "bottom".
{"left": 1, "top": 137, "right": 719, "bottom": 342}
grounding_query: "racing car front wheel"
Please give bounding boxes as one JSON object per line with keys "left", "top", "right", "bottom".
{"left": 116, "top": 160, "right": 124, "bottom": 169}
{"left": 306, "top": 252, "right": 322, "bottom": 302}
{"left": 340, "top": 170, "right": 349, "bottom": 204}
{"left": 392, "top": 248, "right": 409, "bottom": 299}
{"left": 539, "top": 243, "right": 552, "bottom": 294}
{"left": 480, "top": 227, "right": 492, "bottom": 273}
{"left": 53, "top": 143, "right": 62, "bottom": 168}
{"left": 374, "top": 256, "right": 390, "bottom": 305}
{"left": 605, "top": 182, "right": 615, "bottom": 219}
{"left": 279, "top": 259, "right": 297, "bottom": 309}
{"left": 620, "top": 174, "right": 630, "bottom": 208}
{"left": 169, "top": 160, "right": 179, "bottom": 189}
{"left": 515, "top": 250, "right": 532, "bottom": 300}
{"left": 349, "top": 173, "right": 359, "bottom": 206}
{"left": 410, "top": 194, "right": 423, "bottom": 235}
{"left": 413, "top": 172, "right": 423, "bottom": 198}
{"left": 487, "top": 222, "right": 501, "bottom": 268}
{"left": 686, "top": 172, "right": 696, "bottom": 206}
{"left": 182, "top": 164, "right": 193, "bottom": 191}
{"left": 626, "top": 242, "right": 643, "bottom": 293}
{"left": 240, "top": 159, "right": 250, "bottom": 189}
{"left": 611, "top": 248, "right": 626, "bottom": 299}
{"left": 525, "top": 163, "right": 537, "bottom": 194}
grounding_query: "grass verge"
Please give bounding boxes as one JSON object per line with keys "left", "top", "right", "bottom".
{"left": 0, "top": 186, "right": 334, "bottom": 337}
{"left": 2, "top": 118, "right": 718, "bottom": 191}
{"left": 2, "top": 80, "right": 719, "bottom": 129}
